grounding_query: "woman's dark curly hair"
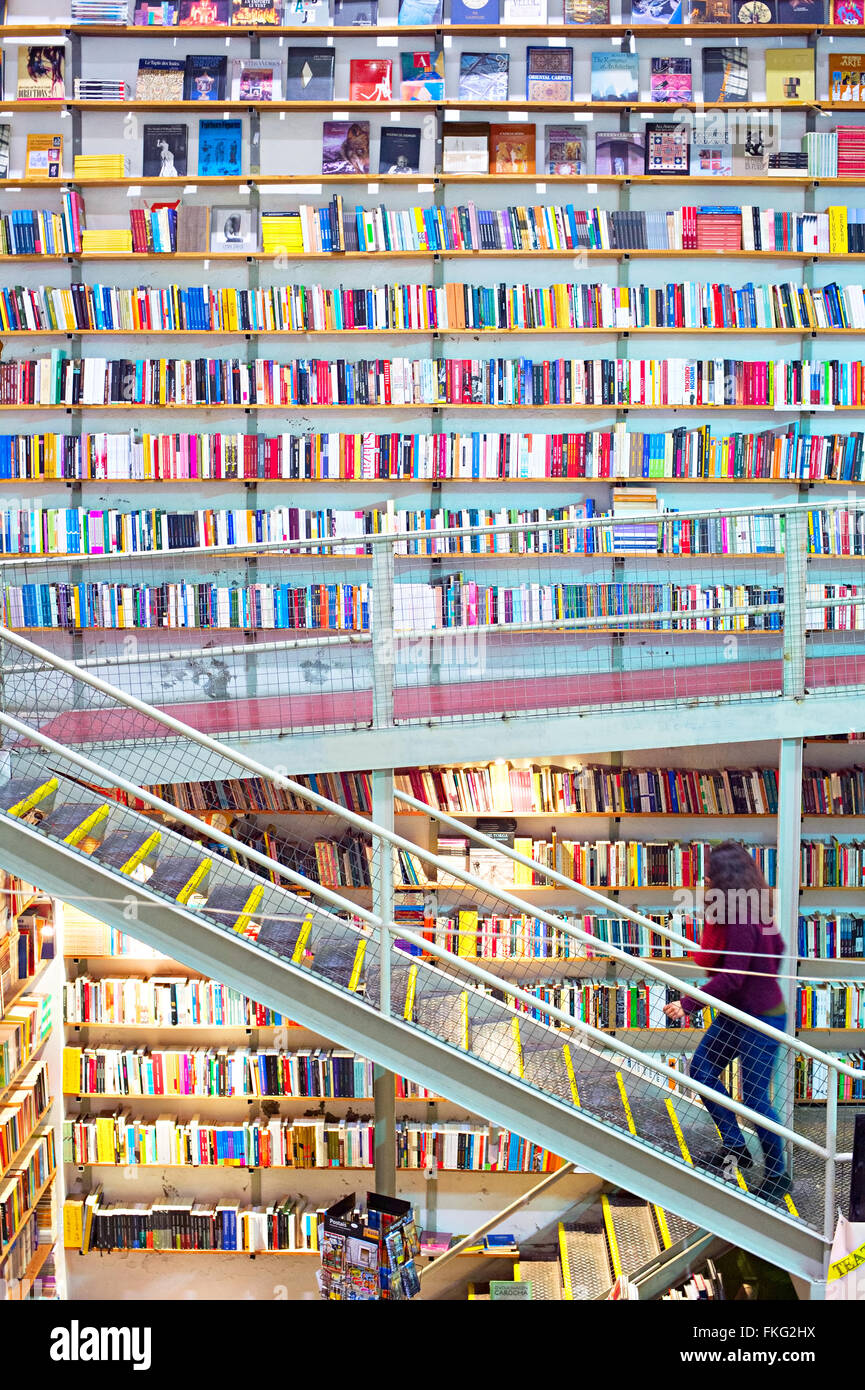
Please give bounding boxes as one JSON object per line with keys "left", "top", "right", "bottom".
{"left": 705, "top": 839, "right": 774, "bottom": 925}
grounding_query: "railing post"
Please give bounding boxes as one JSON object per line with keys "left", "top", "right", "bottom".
{"left": 776, "top": 736, "right": 803, "bottom": 1148}
{"left": 824, "top": 1069, "right": 838, "bottom": 1254}
{"left": 370, "top": 539, "right": 396, "bottom": 730}
{"left": 372, "top": 768, "right": 396, "bottom": 1197}
{"left": 782, "top": 508, "right": 808, "bottom": 697}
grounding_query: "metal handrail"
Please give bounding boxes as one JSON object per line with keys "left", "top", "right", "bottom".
{"left": 2, "top": 623, "right": 862, "bottom": 1085}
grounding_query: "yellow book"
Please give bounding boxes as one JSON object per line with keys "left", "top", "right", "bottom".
{"left": 62, "top": 1046, "right": 82, "bottom": 1095}
{"left": 765, "top": 48, "right": 814, "bottom": 104}
{"left": 513, "top": 837, "right": 534, "bottom": 887}
{"left": 457, "top": 908, "right": 478, "bottom": 958}
{"left": 95, "top": 1115, "right": 116, "bottom": 1165}
{"left": 63, "top": 1196, "right": 84, "bottom": 1249}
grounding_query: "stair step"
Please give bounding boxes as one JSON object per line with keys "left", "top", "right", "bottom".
{"left": 657, "top": 1207, "right": 699, "bottom": 1248}
{"left": 147, "top": 856, "right": 211, "bottom": 902}
{"left": 515, "top": 1258, "right": 564, "bottom": 1300}
{"left": 413, "top": 990, "right": 469, "bottom": 1048}
{"left": 98, "top": 828, "right": 161, "bottom": 873}
{"left": 559, "top": 1220, "right": 612, "bottom": 1301}
{"left": 521, "top": 1047, "right": 578, "bottom": 1103}
{"left": 202, "top": 884, "right": 264, "bottom": 936}
{"left": 250, "top": 912, "right": 310, "bottom": 961}
{"left": 605, "top": 1194, "right": 662, "bottom": 1275}
{"left": 39, "top": 800, "right": 109, "bottom": 846}
{"left": 0, "top": 777, "right": 59, "bottom": 816}
{"left": 470, "top": 1019, "right": 519, "bottom": 1073}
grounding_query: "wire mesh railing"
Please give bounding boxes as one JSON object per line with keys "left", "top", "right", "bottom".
{"left": 0, "top": 499, "right": 862, "bottom": 738}
{"left": 0, "top": 625, "right": 861, "bottom": 1258}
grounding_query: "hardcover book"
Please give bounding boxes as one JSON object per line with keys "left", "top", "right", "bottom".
{"left": 349, "top": 58, "right": 393, "bottom": 99}
{"left": 565, "top": 0, "right": 610, "bottom": 19}
{"left": 230, "top": 57, "right": 283, "bottom": 99}
{"left": 684, "top": 0, "right": 732, "bottom": 19}
{"left": 650, "top": 56, "right": 691, "bottom": 102}
{"left": 645, "top": 120, "right": 690, "bottom": 174}
{"left": 526, "top": 46, "right": 573, "bottom": 102}
{"left": 832, "top": 0, "right": 864, "bottom": 19}
{"left": 732, "top": 121, "right": 779, "bottom": 173}
{"left": 283, "top": 0, "right": 331, "bottom": 22}
{"left": 322, "top": 119, "right": 370, "bottom": 172}
{"left": 210, "top": 206, "right": 258, "bottom": 250}
{"left": 594, "top": 129, "right": 645, "bottom": 173}
{"left": 332, "top": 0, "right": 379, "bottom": 21}
{"left": 0, "top": 124, "right": 9, "bottom": 179}
{"left": 25, "top": 133, "right": 63, "bottom": 179}
{"left": 442, "top": 122, "right": 489, "bottom": 171}
{"left": 400, "top": 50, "right": 445, "bottom": 100}
{"left": 136, "top": 57, "right": 186, "bottom": 101}
{"left": 591, "top": 52, "right": 639, "bottom": 102}
{"left": 701, "top": 47, "right": 749, "bottom": 102}
{"left": 489, "top": 122, "right": 535, "bottom": 173}
{"left": 630, "top": 0, "right": 682, "bottom": 21}
{"left": 544, "top": 123, "right": 587, "bottom": 173}
{"left": 17, "top": 47, "right": 65, "bottom": 100}
{"left": 396, "top": 0, "right": 443, "bottom": 20}
{"left": 135, "top": 2, "right": 180, "bottom": 21}
{"left": 502, "top": 0, "right": 547, "bottom": 17}
{"left": 734, "top": 0, "right": 776, "bottom": 18}
{"left": 230, "top": 0, "right": 280, "bottom": 20}
{"left": 183, "top": 54, "right": 228, "bottom": 99}
{"left": 143, "top": 123, "right": 188, "bottom": 176}
{"left": 690, "top": 139, "right": 732, "bottom": 175}
{"left": 285, "top": 47, "right": 335, "bottom": 99}
{"left": 830, "top": 52, "right": 865, "bottom": 100}
{"left": 458, "top": 52, "right": 508, "bottom": 101}
{"left": 765, "top": 48, "right": 814, "bottom": 101}
{"left": 379, "top": 125, "right": 422, "bottom": 172}
{"left": 451, "top": 0, "right": 500, "bottom": 20}
{"left": 777, "top": 0, "right": 823, "bottom": 14}
{"left": 178, "top": 0, "right": 231, "bottom": 18}
{"left": 198, "top": 118, "right": 242, "bottom": 173}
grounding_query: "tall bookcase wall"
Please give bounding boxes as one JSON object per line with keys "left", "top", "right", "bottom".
{"left": 59, "top": 905, "right": 596, "bottom": 1300}
{"left": 0, "top": 879, "right": 67, "bottom": 1302}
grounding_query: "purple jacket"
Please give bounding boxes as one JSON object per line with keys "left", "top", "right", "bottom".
{"left": 681, "top": 917, "right": 785, "bottom": 1017}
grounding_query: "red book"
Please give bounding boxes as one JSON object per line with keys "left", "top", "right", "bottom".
{"left": 349, "top": 59, "right": 392, "bottom": 101}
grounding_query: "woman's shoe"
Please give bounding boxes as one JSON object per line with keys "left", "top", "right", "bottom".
{"left": 694, "top": 1145, "right": 754, "bottom": 1175}
{"left": 754, "top": 1170, "right": 792, "bottom": 1203}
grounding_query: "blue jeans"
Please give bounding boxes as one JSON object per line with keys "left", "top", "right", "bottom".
{"left": 689, "top": 1012, "right": 786, "bottom": 1176}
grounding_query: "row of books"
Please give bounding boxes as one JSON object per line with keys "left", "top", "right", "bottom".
{"left": 121, "top": 0, "right": 865, "bottom": 28}
{"left": 13, "top": 198, "right": 865, "bottom": 260}
{"left": 505, "top": 978, "right": 705, "bottom": 1028}
{"left": 796, "top": 982, "right": 865, "bottom": 1029}
{"left": 795, "top": 1051, "right": 865, "bottom": 1101}
{"left": 0, "top": 1060, "right": 50, "bottom": 1175}
{"left": 10, "top": 278, "right": 865, "bottom": 334}
{"left": 395, "top": 1121, "right": 569, "bottom": 1172}
{"left": 0, "top": 996, "right": 52, "bottom": 1092}
{"left": 4, "top": 501, "right": 854, "bottom": 558}
{"left": 799, "top": 838, "right": 865, "bottom": 885}
{"left": 429, "top": 908, "right": 700, "bottom": 958}
{"left": 113, "top": 44, "right": 833, "bottom": 106}
{"left": 797, "top": 912, "right": 865, "bottom": 957}
{"left": 5, "top": 352, "right": 865, "bottom": 408}
{"left": 62, "top": 1043, "right": 378, "bottom": 1096}
{"left": 0, "top": 1129, "right": 56, "bottom": 1249}
{"left": 12, "top": 578, "right": 863, "bottom": 633}
{"left": 64, "top": 1189, "right": 325, "bottom": 1254}
{"left": 0, "top": 1190, "right": 55, "bottom": 1290}
{"left": 62, "top": 976, "right": 289, "bottom": 1027}
{"left": 3, "top": 423, "right": 865, "bottom": 482}
{"left": 442, "top": 835, "right": 783, "bottom": 886}
{"left": 252, "top": 201, "right": 865, "bottom": 257}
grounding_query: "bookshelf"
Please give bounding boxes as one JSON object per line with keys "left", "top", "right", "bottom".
{"left": 0, "top": 880, "right": 65, "bottom": 1301}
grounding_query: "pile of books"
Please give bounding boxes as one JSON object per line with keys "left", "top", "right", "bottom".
{"left": 80, "top": 229, "right": 134, "bottom": 254}
{"left": 261, "top": 211, "right": 303, "bottom": 256}
{"left": 837, "top": 127, "right": 865, "bottom": 179}
{"left": 71, "top": 0, "right": 130, "bottom": 18}
{"left": 73, "top": 79, "right": 129, "bottom": 100}
{"left": 694, "top": 208, "right": 743, "bottom": 252}
{"left": 73, "top": 154, "right": 128, "bottom": 179}
{"left": 804, "top": 131, "right": 839, "bottom": 179}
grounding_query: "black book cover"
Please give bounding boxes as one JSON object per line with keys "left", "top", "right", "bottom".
{"left": 378, "top": 126, "right": 421, "bottom": 175}
{"left": 285, "top": 46, "right": 335, "bottom": 100}
{"left": 183, "top": 54, "right": 228, "bottom": 100}
{"left": 142, "top": 124, "right": 189, "bottom": 177}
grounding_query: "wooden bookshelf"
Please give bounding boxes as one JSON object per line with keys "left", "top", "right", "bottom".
{"left": 4, "top": 98, "right": 845, "bottom": 113}
{"left": 5, "top": 478, "right": 864, "bottom": 488}
{"left": 0, "top": 1099, "right": 54, "bottom": 1185}
{"left": 3, "top": 251, "right": 865, "bottom": 264}
{"left": 1, "top": 19, "right": 861, "bottom": 36}
{"left": 0, "top": 1162, "right": 58, "bottom": 1260}
{"left": 2, "top": 404, "right": 860, "bottom": 413}
{"left": 6, "top": 174, "right": 865, "bottom": 188}
{"left": 2, "top": 328, "right": 860, "bottom": 338}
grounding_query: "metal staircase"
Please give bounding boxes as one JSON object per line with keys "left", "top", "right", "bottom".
{"left": 0, "top": 626, "right": 861, "bottom": 1289}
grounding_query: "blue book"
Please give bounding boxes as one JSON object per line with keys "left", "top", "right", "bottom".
{"left": 397, "top": 0, "right": 442, "bottom": 20}
{"left": 198, "top": 118, "right": 242, "bottom": 176}
{"left": 450, "top": 0, "right": 499, "bottom": 18}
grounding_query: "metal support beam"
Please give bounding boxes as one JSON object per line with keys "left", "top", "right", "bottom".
{"left": 783, "top": 510, "right": 808, "bottom": 697}
{"left": 0, "top": 815, "right": 830, "bottom": 1284}
{"left": 776, "top": 737, "right": 804, "bottom": 1142}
